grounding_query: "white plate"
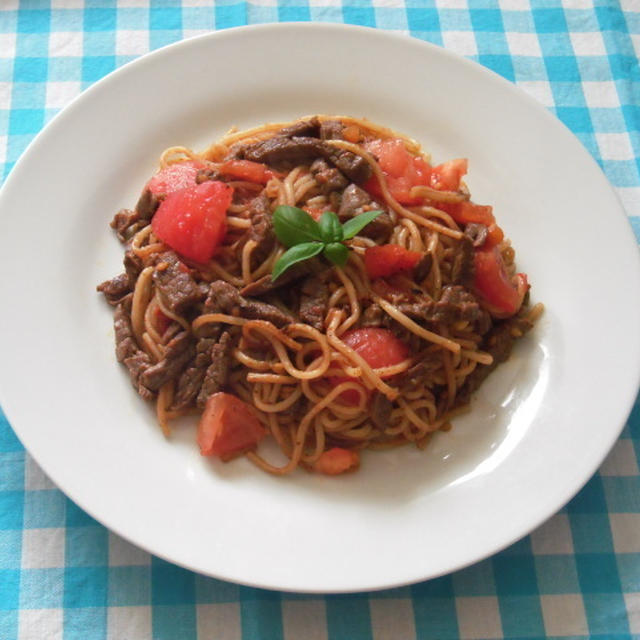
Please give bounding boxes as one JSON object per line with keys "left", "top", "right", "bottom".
{"left": 1, "top": 24, "right": 639, "bottom": 593}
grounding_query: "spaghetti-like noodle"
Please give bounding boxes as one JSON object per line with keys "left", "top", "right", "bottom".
{"left": 98, "top": 115, "right": 542, "bottom": 476}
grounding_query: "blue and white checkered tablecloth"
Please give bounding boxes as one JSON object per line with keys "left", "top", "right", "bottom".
{"left": 1, "top": 1, "right": 639, "bottom": 639}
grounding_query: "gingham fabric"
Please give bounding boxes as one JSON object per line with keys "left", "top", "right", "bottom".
{"left": 1, "top": 1, "right": 639, "bottom": 639}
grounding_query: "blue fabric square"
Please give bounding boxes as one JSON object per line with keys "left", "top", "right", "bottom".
{"left": 81, "top": 55, "right": 116, "bottom": 82}
{"left": 65, "top": 527, "right": 108, "bottom": 567}
{"left": 437, "top": 8, "right": 471, "bottom": 31}
{"left": 8, "top": 82, "right": 45, "bottom": 109}
{"left": 241, "top": 589, "right": 285, "bottom": 640}
{"left": 151, "top": 558, "right": 196, "bottom": 605}
{"left": 451, "top": 559, "right": 497, "bottom": 596}
{"left": 411, "top": 574, "right": 454, "bottom": 598}
{"left": 374, "top": 7, "right": 407, "bottom": 30}
{"left": 150, "top": 7, "right": 181, "bottom": 31}
{"left": 568, "top": 475, "right": 608, "bottom": 513}
{"left": 493, "top": 554, "right": 539, "bottom": 595}
{"left": 83, "top": 31, "right": 116, "bottom": 56}
{"left": 532, "top": 7, "right": 567, "bottom": 33}
{"left": 8, "top": 108, "right": 44, "bottom": 135}
{"left": 0, "top": 570, "right": 19, "bottom": 608}
{"left": 575, "top": 553, "right": 623, "bottom": 593}
{"left": 470, "top": 8, "right": 504, "bottom": 32}
{"left": 412, "top": 596, "right": 459, "bottom": 639}
{"left": 0, "top": 11, "right": 17, "bottom": 35}
{"left": 149, "top": 29, "right": 181, "bottom": 51}
{"left": 22, "top": 490, "right": 64, "bottom": 529}
{"left": 20, "top": 568, "right": 64, "bottom": 609}
{"left": 555, "top": 107, "right": 593, "bottom": 133}
{"left": 63, "top": 567, "right": 108, "bottom": 607}
{"left": 0, "top": 530, "right": 21, "bottom": 569}
{"left": 195, "top": 575, "right": 240, "bottom": 604}
{"left": 569, "top": 513, "right": 614, "bottom": 553}
{"left": 17, "top": 9, "right": 50, "bottom": 34}
{"left": 182, "top": 7, "right": 215, "bottom": 31}
{"left": 544, "top": 55, "right": 581, "bottom": 81}
{"left": 278, "top": 5, "right": 311, "bottom": 22}
{"left": 13, "top": 57, "right": 47, "bottom": 82}
{"left": 63, "top": 607, "right": 108, "bottom": 640}
{"left": 477, "top": 54, "right": 515, "bottom": 81}
{"left": 15, "top": 32, "right": 49, "bottom": 58}
{"left": 214, "top": 3, "right": 247, "bottom": 29}
{"left": 582, "top": 593, "right": 631, "bottom": 635}
{"left": 107, "top": 566, "right": 151, "bottom": 606}
{"left": 0, "top": 452, "right": 24, "bottom": 491}
{"left": 617, "top": 553, "right": 640, "bottom": 592}
{"left": 343, "top": 6, "right": 376, "bottom": 28}
{"left": 602, "top": 159, "right": 640, "bottom": 187}
{"left": 0, "top": 610, "right": 18, "bottom": 640}
{"left": 497, "top": 595, "right": 545, "bottom": 638}
{"left": 538, "top": 32, "right": 574, "bottom": 56}
{"left": 64, "top": 498, "right": 99, "bottom": 528}
{"left": 0, "top": 491, "right": 24, "bottom": 530}
{"left": 152, "top": 604, "right": 197, "bottom": 640}
{"left": 406, "top": 8, "right": 439, "bottom": 31}
{"left": 535, "top": 555, "right": 580, "bottom": 594}
{"left": 83, "top": 8, "right": 116, "bottom": 32}
{"left": 0, "top": 414, "right": 23, "bottom": 453}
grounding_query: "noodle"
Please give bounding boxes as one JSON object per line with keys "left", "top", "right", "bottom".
{"left": 97, "top": 115, "right": 542, "bottom": 476}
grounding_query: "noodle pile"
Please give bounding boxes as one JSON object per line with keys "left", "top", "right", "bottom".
{"left": 100, "top": 115, "right": 542, "bottom": 475}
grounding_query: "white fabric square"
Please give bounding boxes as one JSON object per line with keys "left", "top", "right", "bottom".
{"left": 540, "top": 594, "right": 588, "bottom": 636}
{"left": 183, "top": 30, "right": 211, "bottom": 41}
{"left": 0, "top": 82, "right": 11, "bottom": 110}
{"left": 610, "top": 514, "right": 640, "bottom": 553}
{"left": 0, "top": 136, "right": 7, "bottom": 166}
{"left": 116, "top": 30, "right": 149, "bottom": 57}
{"left": 370, "top": 598, "right": 416, "bottom": 640}
{"left": 0, "top": 33, "right": 17, "bottom": 58}
{"left": 506, "top": 32, "right": 542, "bottom": 57}
{"left": 51, "top": 0, "right": 86, "bottom": 7}
{"left": 441, "top": 31, "right": 478, "bottom": 57}
{"left": 435, "top": 0, "right": 468, "bottom": 8}
{"left": 456, "top": 596, "right": 503, "bottom": 639}
{"left": 596, "top": 132, "right": 634, "bottom": 161}
{"left": 530, "top": 513, "right": 574, "bottom": 555}
{"left": 517, "top": 81, "right": 555, "bottom": 107}
{"left": 497, "top": 0, "right": 531, "bottom": 9}
{"left": 600, "top": 438, "right": 640, "bottom": 476}
{"left": 197, "top": 603, "right": 242, "bottom": 640}
{"left": 631, "top": 34, "right": 640, "bottom": 60}
{"left": 308, "top": 0, "right": 343, "bottom": 7}
{"left": 108, "top": 532, "right": 151, "bottom": 566}
{"left": 582, "top": 81, "right": 620, "bottom": 108}
{"left": 616, "top": 187, "right": 640, "bottom": 217}
{"left": 24, "top": 455, "right": 57, "bottom": 491}
{"left": 116, "top": 0, "right": 150, "bottom": 6}
{"left": 45, "top": 82, "right": 81, "bottom": 110}
{"left": 48, "top": 31, "right": 83, "bottom": 58}
{"left": 624, "top": 592, "right": 640, "bottom": 634}
{"left": 19, "top": 608, "right": 63, "bottom": 640}
{"left": 282, "top": 600, "right": 328, "bottom": 640}
{"left": 570, "top": 31, "right": 606, "bottom": 56}
{"left": 107, "top": 606, "right": 152, "bottom": 640}
{"left": 22, "top": 528, "right": 65, "bottom": 569}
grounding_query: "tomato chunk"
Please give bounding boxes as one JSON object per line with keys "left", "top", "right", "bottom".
{"left": 151, "top": 180, "right": 233, "bottom": 263}
{"left": 430, "top": 158, "right": 467, "bottom": 191}
{"left": 146, "top": 160, "right": 205, "bottom": 196}
{"left": 331, "top": 328, "right": 409, "bottom": 404}
{"left": 218, "top": 159, "right": 275, "bottom": 184}
{"left": 197, "top": 392, "right": 266, "bottom": 461}
{"left": 364, "top": 244, "right": 422, "bottom": 279}
{"left": 313, "top": 448, "right": 360, "bottom": 475}
{"left": 473, "top": 247, "right": 528, "bottom": 316}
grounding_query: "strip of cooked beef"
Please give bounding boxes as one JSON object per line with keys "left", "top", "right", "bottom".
{"left": 171, "top": 336, "right": 217, "bottom": 409}
{"left": 205, "top": 280, "right": 293, "bottom": 327}
{"left": 197, "top": 331, "right": 233, "bottom": 407}
{"left": 361, "top": 303, "right": 392, "bottom": 329}
{"left": 450, "top": 235, "right": 474, "bottom": 286}
{"left": 140, "top": 331, "right": 195, "bottom": 391}
{"left": 123, "top": 249, "right": 143, "bottom": 285}
{"left": 454, "top": 314, "right": 534, "bottom": 407}
{"left": 110, "top": 190, "right": 161, "bottom": 242}
{"left": 240, "top": 257, "right": 325, "bottom": 297}
{"left": 97, "top": 273, "right": 131, "bottom": 306}
{"left": 400, "top": 350, "right": 443, "bottom": 388}
{"left": 247, "top": 194, "right": 276, "bottom": 268}
{"left": 310, "top": 159, "right": 349, "bottom": 194}
{"left": 113, "top": 302, "right": 154, "bottom": 400}
{"left": 135, "top": 189, "right": 161, "bottom": 220}
{"left": 237, "top": 136, "right": 371, "bottom": 184}
{"left": 337, "top": 183, "right": 394, "bottom": 240}
{"left": 153, "top": 251, "right": 204, "bottom": 315}
{"left": 464, "top": 223, "right": 488, "bottom": 247}
{"left": 413, "top": 253, "right": 433, "bottom": 282}
{"left": 277, "top": 117, "right": 321, "bottom": 138}
{"left": 398, "top": 285, "right": 480, "bottom": 326}
{"left": 299, "top": 272, "right": 330, "bottom": 330}
{"left": 319, "top": 120, "right": 345, "bottom": 141}
{"left": 110, "top": 209, "right": 138, "bottom": 242}
{"left": 370, "top": 391, "right": 393, "bottom": 429}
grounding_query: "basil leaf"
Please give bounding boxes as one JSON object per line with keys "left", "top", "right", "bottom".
{"left": 341, "top": 209, "right": 383, "bottom": 240}
{"left": 273, "top": 206, "right": 323, "bottom": 248}
{"left": 318, "top": 211, "right": 343, "bottom": 243}
{"left": 272, "top": 242, "right": 324, "bottom": 281}
{"left": 323, "top": 242, "right": 349, "bottom": 267}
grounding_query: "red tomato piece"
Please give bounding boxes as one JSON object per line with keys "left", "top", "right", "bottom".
{"left": 430, "top": 158, "right": 468, "bottom": 191}
{"left": 473, "top": 247, "right": 528, "bottom": 316}
{"left": 330, "top": 328, "right": 409, "bottom": 404}
{"left": 364, "top": 244, "right": 422, "bottom": 279}
{"left": 146, "top": 161, "right": 205, "bottom": 196}
{"left": 151, "top": 181, "right": 233, "bottom": 263}
{"left": 197, "top": 392, "right": 266, "bottom": 461}
{"left": 218, "top": 159, "right": 275, "bottom": 184}
{"left": 313, "top": 448, "right": 360, "bottom": 475}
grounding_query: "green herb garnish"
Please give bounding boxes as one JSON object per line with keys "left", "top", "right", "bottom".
{"left": 272, "top": 206, "right": 382, "bottom": 281}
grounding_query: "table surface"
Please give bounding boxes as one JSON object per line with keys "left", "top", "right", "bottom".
{"left": 1, "top": 1, "right": 639, "bottom": 639}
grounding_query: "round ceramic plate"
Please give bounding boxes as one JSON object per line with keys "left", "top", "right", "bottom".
{"left": 1, "top": 24, "right": 639, "bottom": 593}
